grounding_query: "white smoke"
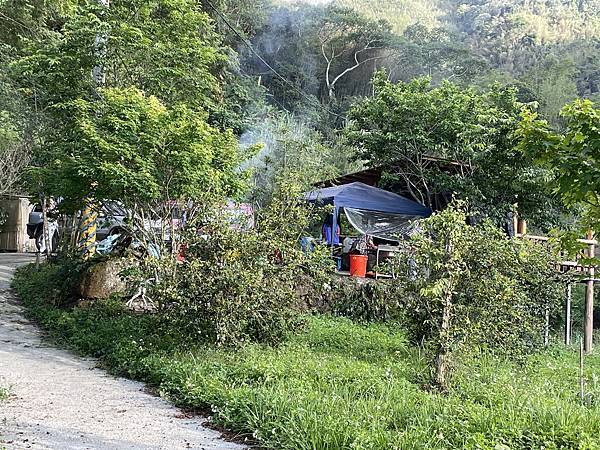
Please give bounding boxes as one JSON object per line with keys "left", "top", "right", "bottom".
{"left": 276, "top": 0, "right": 332, "bottom": 4}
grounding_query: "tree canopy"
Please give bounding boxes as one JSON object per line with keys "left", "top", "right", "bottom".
{"left": 347, "top": 73, "right": 560, "bottom": 225}
{"left": 519, "top": 99, "right": 600, "bottom": 231}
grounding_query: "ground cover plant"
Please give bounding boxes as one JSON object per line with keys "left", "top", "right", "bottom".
{"left": 13, "top": 262, "right": 600, "bottom": 449}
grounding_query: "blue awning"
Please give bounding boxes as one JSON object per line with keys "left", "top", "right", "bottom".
{"left": 304, "top": 182, "right": 431, "bottom": 217}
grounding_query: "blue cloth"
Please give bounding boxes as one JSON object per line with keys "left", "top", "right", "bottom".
{"left": 300, "top": 236, "right": 316, "bottom": 253}
{"left": 305, "top": 182, "right": 432, "bottom": 217}
{"left": 322, "top": 223, "right": 340, "bottom": 245}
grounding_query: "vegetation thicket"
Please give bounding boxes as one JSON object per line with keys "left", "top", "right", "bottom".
{"left": 2, "top": 0, "right": 600, "bottom": 448}
{"left": 12, "top": 263, "right": 600, "bottom": 449}
{"left": 144, "top": 181, "right": 333, "bottom": 346}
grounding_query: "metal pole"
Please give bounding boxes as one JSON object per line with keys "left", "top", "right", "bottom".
{"left": 580, "top": 337, "right": 585, "bottom": 405}
{"left": 544, "top": 300, "right": 550, "bottom": 347}
{"left": 584, "top": 231, "right": 595, "bottom": 353}
{"left": 565, "top": 282, "right": 572, "bottom": 346}
{"left": 331, "top": 206, "right": 338, "bottom": 260}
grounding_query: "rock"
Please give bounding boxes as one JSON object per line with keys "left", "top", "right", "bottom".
{"left": 78, "top": 258, "right": 132, "bottom": 299}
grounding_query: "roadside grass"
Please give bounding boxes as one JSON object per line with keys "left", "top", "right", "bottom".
{"left": 12, "top": 263, "right": 600, "bottom": 449}
{"left": 0, "top": 387, "right": 8, "bottom": 401}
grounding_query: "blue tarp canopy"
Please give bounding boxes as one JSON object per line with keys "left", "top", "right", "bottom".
{"left": 305, "top": 182, "right": 431, "bottom": 217}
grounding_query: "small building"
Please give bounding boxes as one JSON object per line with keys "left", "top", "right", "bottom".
{"left": 0, "top": 195, "right": 35, "bottom": 253}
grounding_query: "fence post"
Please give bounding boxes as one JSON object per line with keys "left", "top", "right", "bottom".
{"left": 565, "top": 282, "right": 572, "bottom": 346}
{"left": 584, "top": 230, "right": 595, "bottom": 354}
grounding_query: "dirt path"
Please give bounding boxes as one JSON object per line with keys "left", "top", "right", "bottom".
{"left": 0, "top": 254, "right": 245, "bottom": 450}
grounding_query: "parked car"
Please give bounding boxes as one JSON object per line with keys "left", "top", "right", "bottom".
{"left": 26, "top": 204, "right": 60, "bottom": 253}
{"left": 27, "top": 201, "right": 179, "bottom": 254}
{"left": 27, "top": 202, "right": 126, "bottom": 253}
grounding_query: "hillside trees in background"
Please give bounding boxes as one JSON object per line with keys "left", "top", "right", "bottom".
{"left": 347, "top": 72, "right": 561, "bottom": 226}
{"left": 391, "top": 24, "right": 487, "bottom": 85}
{"left": 201, "top": 0, "right": 271, "bottom": 45}
{"left": 314, "top": 6, "right": 395, "bottom": 101}
{"left": 335, "top": 0, "right": 442, "bottom": 34}
{"left": 244, "top": 4, "right": 401, "bottom": 113}
{"left": 244, "top": 3, "right": 487, "bottom": 118}
{"left": 448, "top": 0, "right": 600, "bottom": 120}
{"left": 253, "top": 0, "right": 600, "bottom": 125}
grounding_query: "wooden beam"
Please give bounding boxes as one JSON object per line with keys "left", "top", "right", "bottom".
{"left": 516, "top": 233, "right": 598, "bottom": 246}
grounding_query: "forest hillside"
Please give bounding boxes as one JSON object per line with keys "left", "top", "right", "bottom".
{"left": 262, "top": 0, "right": 600, "bottom": 117}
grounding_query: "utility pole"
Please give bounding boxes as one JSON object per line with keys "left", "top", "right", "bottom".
{"left": 79, "top": 0, "right": 109, "bottom": 259}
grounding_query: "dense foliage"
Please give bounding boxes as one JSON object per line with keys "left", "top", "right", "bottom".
{"left": 13, "top": 266, "right": 600, "bottom": 449}
{"left": 519, "top": 99, "right": 600, "bottom": 233}
{"left": 388, "top": 203, "right": 564, "bottom": 388}
{"left": 347, "top": 74, "right": 561, "bottom": 225}
{"left": 32, "top": 87, "right": 244, "bottom": 212}
{"left": 147, "top": 184, "right": 332, "bottom": 346}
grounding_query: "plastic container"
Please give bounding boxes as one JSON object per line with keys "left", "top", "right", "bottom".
{"left": 349, "top": 254, "right": 368, "bottom": 278}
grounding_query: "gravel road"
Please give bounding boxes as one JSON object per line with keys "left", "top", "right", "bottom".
{"left": 0, "top": 254, "right": 245, "bottom": 450}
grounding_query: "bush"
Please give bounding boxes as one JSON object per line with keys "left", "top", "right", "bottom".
{"left": 147, "top": 182, "right": 333, "bottom": 346}
{"left": 12, "top": 266, "right": 600, "bottom": 449}
{"left": 388, "top": 202, "right": 564, "bottom": 389}
{"left": 329, "top": 278, "right": 411, "bottom": 324}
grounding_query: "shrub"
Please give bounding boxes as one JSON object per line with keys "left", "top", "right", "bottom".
{"left": 388, "top": 202, "right": 564, "bottom": 389}
{"left": 329, "top": 278, "right": 410, "bottom": 324}
{"left": 147, "top": 182, "right": 333, "bottom": 346}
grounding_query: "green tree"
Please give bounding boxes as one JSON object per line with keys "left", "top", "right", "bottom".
{"left": 8, "top": 0, "right": 252, "bottom": 255}
{"left": 389, "top": 202, "right": 562, "bottom": 390}
{"left": 13, "top": 1, "right": 224, "bottom": 117}
{"left": 347, "top": 72, "right": 560, "bottom": 225}
{"left": 34, "top": 87, "right": 245, "bottom": 252}
{"left": 519, "top": 99, "right": 600, "bottom": 231}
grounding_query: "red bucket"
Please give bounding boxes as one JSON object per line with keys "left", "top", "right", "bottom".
{"left": 349, "top": 254, "right": 368, "bottom": 278}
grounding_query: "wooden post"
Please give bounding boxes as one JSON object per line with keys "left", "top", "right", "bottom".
{"left": 544, "top": 300, "right": 550, "bottom": 347}
{"left": 520, "top": 219, "right": 527, "bottom": 237}
{"left": 584, "top": 230, "right": 595, "bottom": 354}
{"left": 565, "top": 282, "right": 572, "bottom": 346}
{"left": 580, "top": 337, "right": 585, "bottom": 405}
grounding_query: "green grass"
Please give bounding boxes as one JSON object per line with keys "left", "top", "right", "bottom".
{"left": 12, "top": 263, "right": 600, "bottom": 449}
{"left": 0, "top": 387, "right": 8, "bottom": 401}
